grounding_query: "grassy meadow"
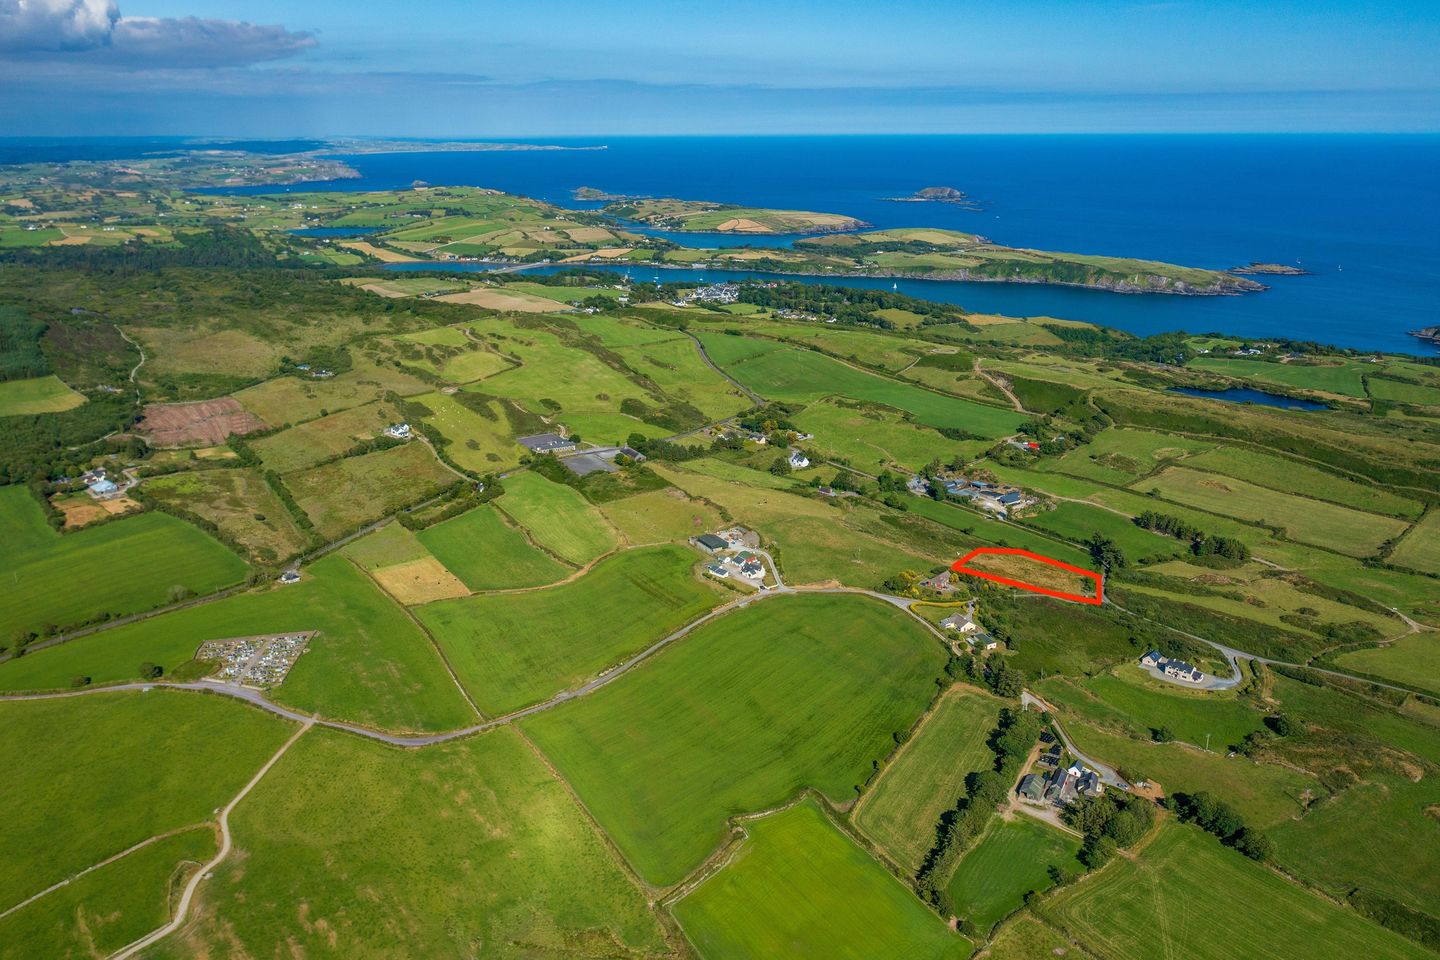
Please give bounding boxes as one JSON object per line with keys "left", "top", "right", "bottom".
{"left": 284, "top": 441, "right": 455, "bottom": 540}
{"left": 147, "top": 727, "right": 670, "bottom": 960}
{"left": 142, "top": 467, "right": 309, "bottom": 565}
{"left": 1389, "top": 509, "right": 1440, "bottom": 575}
{"left": 524, "top": 593, "right": 946, "bottom": 884}
{"left": 0, "top": 690, "right": 291, "bottom": 911}
{"left": 1137, "top": 466, "right": 1411, "bottom": 557}
{"left": 493, "top": 470, "right": 620, "bottom": 564}
{"left": 673, "top": 800, "right": 970, "bottom": 960}
{"left": 0, "top": 555, "right": 478, "bottom": 733}
{"left": 416, "top": 545, "right": 718, "bottom": 714}
{"left": 0, "top": 374, "right": 85, "bottom": 415}
{"left": 415, "top": 503, "right": 571, "bottom": 589}
{"left": 0, "top": 485, "right": 248, "bottom": 641}
{"left": 596, "top": 486, "right": 724, "bottom": 544}
{"left": 854, "top": 685, "right": 1001, "bottom": 871}
{"left": 250, "top": 401, "right": 397, "bottom": 473}
{"left": 1039, "top": 822, "right": 1428, "bottom": 960}
{"left": 947, "top": 817, "right": 1083, "bottom": 932}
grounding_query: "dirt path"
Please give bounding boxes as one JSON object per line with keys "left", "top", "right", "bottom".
{"left": 973, "top": 357, "right": 1026, "bottom": 412}
{"left": 0, "top": 824, "right": 202, "bottom": 921}
{"left": 683, "top": 330, "right": 765, "bottom": 406}
{"left": 109, "top": 718, "right": 314, "bottom": 960}
{"left": 116, "top": 327, "right": 145, "bottom": 387}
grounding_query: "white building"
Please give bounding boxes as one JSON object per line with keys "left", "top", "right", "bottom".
{"left": 788, "top": 450, "right": 810, "bottom": 470}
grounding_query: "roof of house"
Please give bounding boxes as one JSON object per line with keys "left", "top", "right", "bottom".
{"left": 1018, "top": 774, "right": 1046, "bottom": 799}
{"left": 89, "top": 478, "right": 118, "bottom": 493}
{"left": 517, "top": 432, "right": 575, "bottom": 452}
{"left": 697, "top": 533, "right": 728, "bottom": 550}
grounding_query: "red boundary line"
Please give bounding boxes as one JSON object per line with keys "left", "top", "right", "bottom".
{"left": 950, "top": 547, "right": 1103, "bottom": 605}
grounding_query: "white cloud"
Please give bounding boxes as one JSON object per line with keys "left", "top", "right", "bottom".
{"left": 0, "top": 0, "right": 313, "bottom": 65}
{"left": 0, "top": 0, "right": 118, "bottom": 51}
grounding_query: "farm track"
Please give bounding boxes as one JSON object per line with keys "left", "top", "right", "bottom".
{"left": 108, "top": 718, "right": 314, "bottom": 960}
{"left": 973, "top": 356, "right": 1027, "bottom": 413}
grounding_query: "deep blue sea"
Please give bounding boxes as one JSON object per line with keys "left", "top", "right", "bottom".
{"left": 261, "top": 136, "right": 1438, "bottom": 353}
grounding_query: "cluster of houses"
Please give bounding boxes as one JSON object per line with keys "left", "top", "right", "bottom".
{"left": 695, "top": 530, "right": 769, "bottom": 586}
{"left": 80, "top": 467, "right": 128, "bottom": 500}
{"left": 937, "top": 599, "right": 999, "bottom": 652}
{"left": 922, "top": 476, "right": 1032, "bottom": 515}
{"left": 1140, "top": 650, "right": 1207, "bottom": 685}
{"left": 688, "top": 282, "right": 741, "bottom": 304}
{"left": 1018, "top": 754, "right": 1106, "bottom": 808}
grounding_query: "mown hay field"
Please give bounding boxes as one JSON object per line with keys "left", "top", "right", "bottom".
{"left": 946, "top": 817, "right": 1083, "bottom": 932}
{"left": 0, "top": 374, "right": 85, "bottom": 415}
{"left": 854, "top": 685, "right": 1001, "bottom": 871}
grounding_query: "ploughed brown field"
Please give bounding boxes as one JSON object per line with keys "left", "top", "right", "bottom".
{"left": 138, "top": 398, "right": 269, "bottom": 446}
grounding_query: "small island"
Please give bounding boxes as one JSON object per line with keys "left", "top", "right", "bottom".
{"left": 1230, "top": 262, "right": 1310, "bottom": 276}
{"left": 883, "top": 186, "right": 981, "bottom": 209}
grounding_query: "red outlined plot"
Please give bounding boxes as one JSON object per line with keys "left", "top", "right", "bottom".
{"left": 950, "top": 547, "right": 1104, "bottom": 605}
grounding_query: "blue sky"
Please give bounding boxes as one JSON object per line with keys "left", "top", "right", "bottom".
{"left": 1, "top": 0, "right": 1436, "bottom": 135}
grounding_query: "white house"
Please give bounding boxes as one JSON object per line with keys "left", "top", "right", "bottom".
{"left": 384, "top": 423, "right": 413, "bottom": 440}
{"left": 788, "top": 450, "right": 810, "bottom": 469}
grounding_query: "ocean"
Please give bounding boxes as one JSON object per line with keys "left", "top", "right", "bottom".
{"left": 253, "top": 136, "right": 1440, "bottom": 353}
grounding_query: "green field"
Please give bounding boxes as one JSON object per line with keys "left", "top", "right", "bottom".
{"left": 524, "top": 593, "right": 946, "bottom": 884}
{"left": 673, "top": 800, "right": 970, "bottom": 960}
{"left": 409, "top": 389, "right": 520, "bottom": 472}
{"left": 854, "top": 686, "right": 1001, "bottom": 871}
{"left": 0, "top": 374, "right": 85, "bottom": 415}
{"left": 142, "top": 467, "right": 309, "bottom": 565}
{"left": 1037, "top": 667, "right": 1265, "bottom": 752}
{"left": 1389, "top": 509, "right": 1440, "bottom": 575}
{"left": 1182, "top": 446, "right": 1423, "bottom": 519}
{"left": 415, "top": 503, "right": 571, "bottom": 589}
{"left": 0, "top": 826, "right": 214, "bottom": 960}
{"left": 416, "top": 545, "right": 717, "bottom": 715}
{"left": 1035, "top": 426, "right": 1213, "bottom": 484}
{"left": 0, "top": 486, "right": 248, "bottom": 640}
{"left": 338, "top": 518, "right": 429, "bottom": 569}
{"left": 697, "top": 333, "right": 1026, "bottom": 436}
{"left": 1332, "top": 631, "right": 1440, "bottom": 695}
{"left": 250, "top": 401, "right": 397, "bottom": 473}
{"left": 596, "top": 486, "right": 725, "bottom": 544}
{"left": 1138, "top": 466, "right": 1410, "bottom": 557}
{"left": 1189, "top": 356, "right": 1370, "bottom": 397}
{"left": 985, "top": 914, "right": 1077, "bottom": 960}
{"left": 792, "top": 397, "right": 970, "bottom": 472}
{"left": 947, "top": 817, "right": 1083, "bottom": 932}
{"left": 284, "top": 441, "right": 456, "bottom": 540}
{"left": 0, "top": 690, "right": 291, "bottom": 910}
{"left": 0, "top": 555, "right": 477, "bottom": 733}
{"left": 493, "top": 470, "right": 620, "bottom": 564}
{"left": 1039, "top": 822, "right": 1428, "bottom": 960}
{"left": 147, "top": 727, "right": 670, "bottom": 960}
{"left": 1271, "top": 774, "right": 1439, "bottom": 919}
{"left": 1024, "top": 501, "right": 1182, "bottom": 561}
